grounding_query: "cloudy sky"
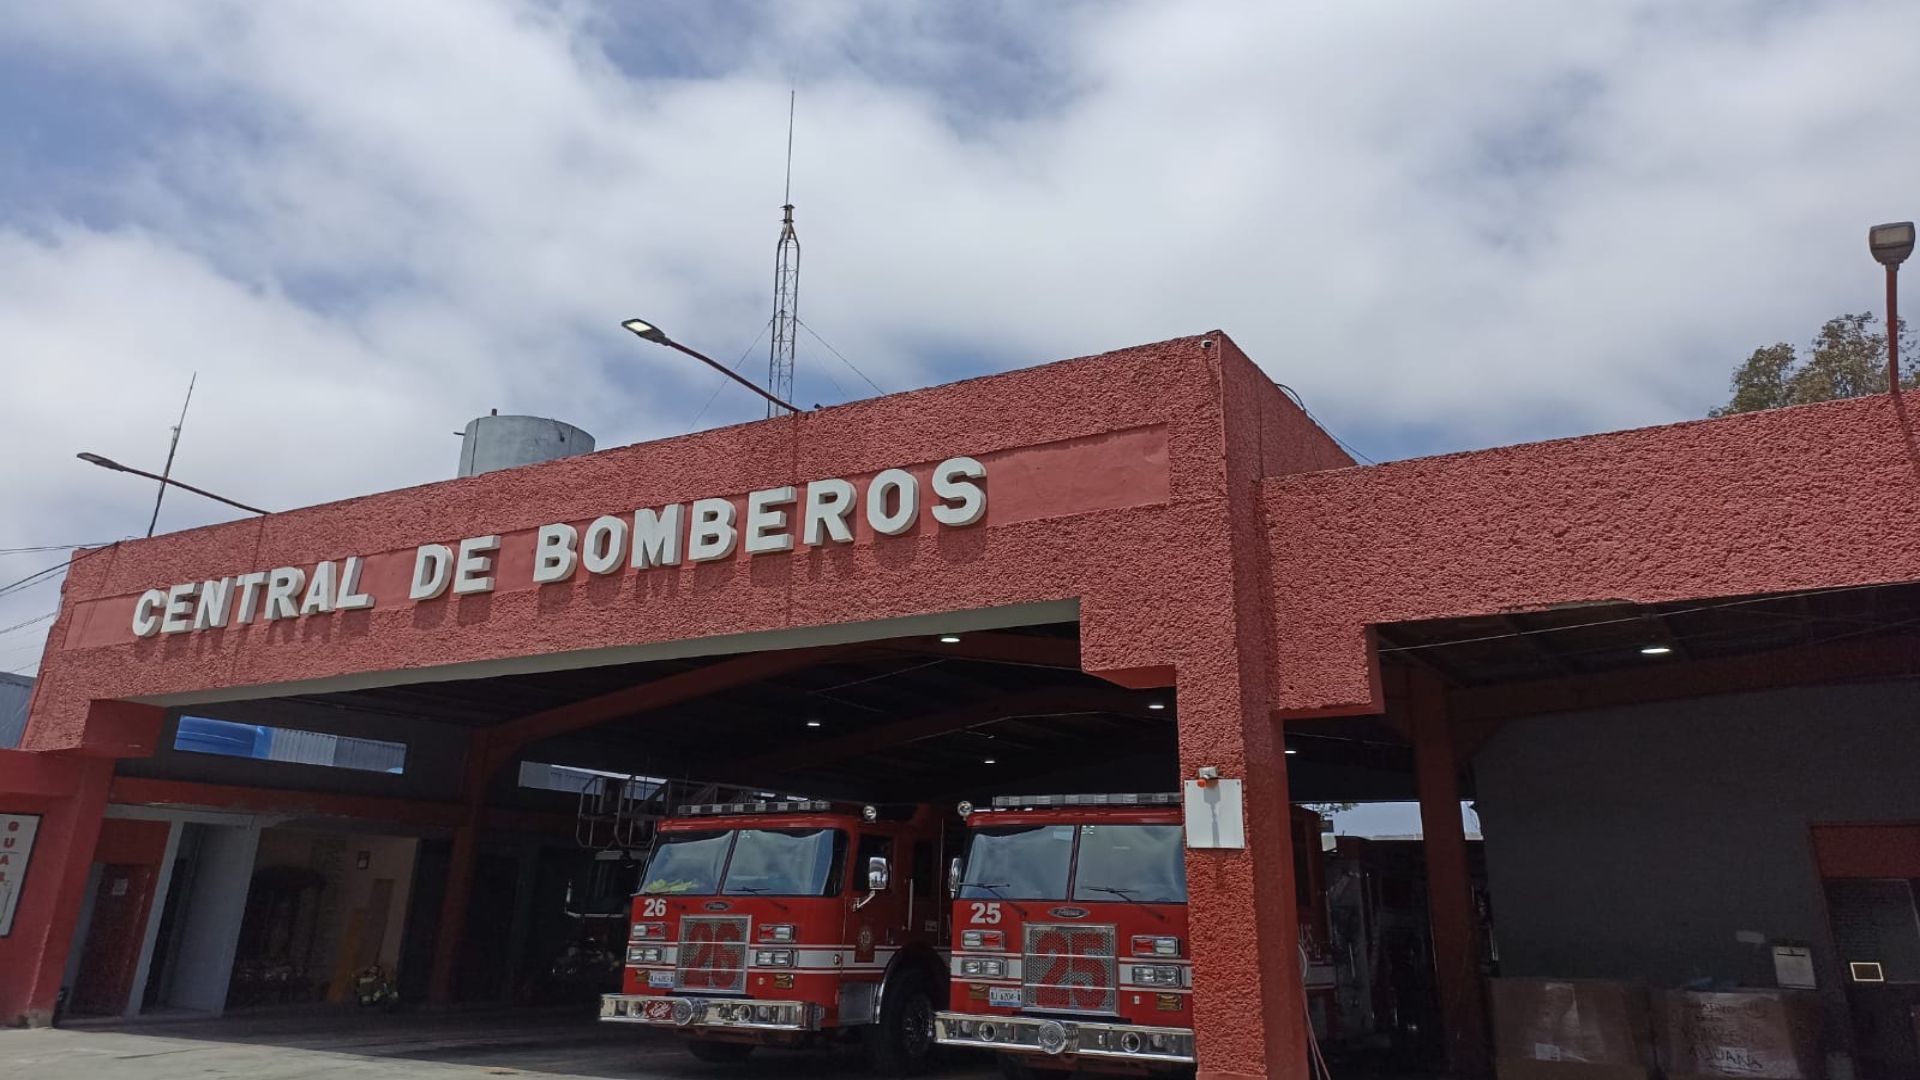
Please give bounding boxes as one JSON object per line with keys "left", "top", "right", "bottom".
{"left": 3, "top": 0, "right": 1917, "bottom": 677}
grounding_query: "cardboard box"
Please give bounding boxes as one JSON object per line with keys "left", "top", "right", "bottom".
{"left": 1490, "top": 977, "right": 1653, "bottom": 1079}
{"left": 1653, "top": 989, "right": 1824, "bottom": 1079}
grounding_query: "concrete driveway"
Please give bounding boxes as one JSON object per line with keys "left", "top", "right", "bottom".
{"left": 0, "top": 1007, "right": 1000, "bottom": 1080}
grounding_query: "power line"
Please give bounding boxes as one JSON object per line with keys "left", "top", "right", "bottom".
{"left": 690, "top": 317, "right": 775, "bottom": 428}
{"left": 1273, "top": 382, "right": 1375, "bottom": 465}
{"left": 0, "top": 611, "right": 55, "bottom": 639}
{"left": 0, "top": 542, "right": 115, "bottom": 555}
{"left": 0, "top": 544, "right": 116, "bottom": 602}
{"left": 796, "top": 319, "right": 885, "bottom": 396}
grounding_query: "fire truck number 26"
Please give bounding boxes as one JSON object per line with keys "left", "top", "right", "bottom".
{"left": 641, "top": 899, "right": 667, "bottom": 918}
{"left": 967, "top": 902, "right": 1002, "bottom": 924}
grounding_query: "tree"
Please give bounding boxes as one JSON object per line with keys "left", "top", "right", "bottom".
{"left": 1710, "top": 312, "right": 1916, "bottom": 417}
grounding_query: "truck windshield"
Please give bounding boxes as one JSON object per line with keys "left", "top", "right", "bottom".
{"left": 958, "top": 825, "right": 1074, "bottom": 900}
{"left": 723, "top": 828, "right": 847, "bottom": 897}
{"left": 639, "top": 830, "right": 731, "bottom": 895}
{"left": 1072, "top": 824, "right": 1187, "bottom": 904}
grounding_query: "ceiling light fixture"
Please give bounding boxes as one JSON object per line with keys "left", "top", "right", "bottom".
{"left": 982, "top": 757, "right": 997, "bottom": 765}
{"left": 938, "top": 634, "right": 962, "bottom": 644}
{"left": 1284, "top": 748, "right": 1299, "bottom": 756}
{"left": 1640, "top": 645, "right": 1673, "bottom": 656}
{"left": 1147, "top": 702, "right": 1166, "bottom": 711}
{"left": 805, "top": 720, "right": 822, "bottom": 728}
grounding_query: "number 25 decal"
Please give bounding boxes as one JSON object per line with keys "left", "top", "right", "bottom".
{"left": 642, "top": 898, "right": 667, "bottom": 918}
{"left": 968, "top": 901, "right": 1003, "bottom": 925}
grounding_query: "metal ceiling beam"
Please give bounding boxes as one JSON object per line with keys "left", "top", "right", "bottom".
{"left": 1450, "top": 633, "right": 1920, "bottom": 724}
{"left": 882, "top": 632, "right": 1082, "bottom": 670}
{"left": 721, "top": 685, "right": 1154, "bottom": 778}
{"left": 482, "top": 644, "right": 860, "bottom": 774}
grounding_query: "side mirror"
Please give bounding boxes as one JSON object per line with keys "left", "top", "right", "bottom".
{"left": 948, "top": 856, "right": 963, "bottom": 894}
{"left": 867, "top": 856, "right": 891, "bottom": 892}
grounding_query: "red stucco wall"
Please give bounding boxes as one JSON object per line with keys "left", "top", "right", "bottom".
{"left": 12, "top": 334, "right": 1349, "bottom": 1074}
{"left": 1264, "top": 390, "right": 1920, "bottom": 716}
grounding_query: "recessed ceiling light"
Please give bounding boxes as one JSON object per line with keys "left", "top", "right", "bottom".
{"left": 982, "top": 758, "right": 997, "bottom": 765}
{"left": 939, "top": 634, "right": 962, "bottom": 644}
{"left": 1284, "top": 748, "right": 1299, "bottom": 755}
{"left": 805, "top": 720, "right": 822, "bottom": 728}
{"left": 1640, "top": 645, "right": 1673, "bottom": 656}
{"left": 1147, "top": 702, "right": 1166, "bottom": 711}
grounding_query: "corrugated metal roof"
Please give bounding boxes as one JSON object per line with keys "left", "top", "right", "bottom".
{"left": 0, "top": 673, "right": 32, "bottom": 749}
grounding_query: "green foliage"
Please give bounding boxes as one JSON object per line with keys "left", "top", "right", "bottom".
{"left": 1711, "top": 312, "right": 1917, "bottom": 416}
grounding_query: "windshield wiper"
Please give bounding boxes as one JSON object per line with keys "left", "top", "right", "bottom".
{"left": 958, "top": 880, "right": 1029, "bottom": 918}
{"left": 1081, "top": 884, "right": 1168, "bottom": 922}
{"left": 729, "top": 886, "right": 791, "bottom": 912}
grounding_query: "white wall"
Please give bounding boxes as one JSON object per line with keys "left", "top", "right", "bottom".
{"left": 157, "top": 822, "right": 261, "bottom": 1014}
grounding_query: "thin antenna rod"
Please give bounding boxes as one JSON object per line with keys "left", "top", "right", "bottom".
{"left": 783, "top": 90, "right": 795, "bottom": 205}
{"left": 767, "top": 91, "right": 800, "bottom": 417}
{"left": 147, "top": 373, "right": 197, "bottom": 538}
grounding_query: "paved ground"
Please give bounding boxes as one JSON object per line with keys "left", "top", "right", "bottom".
{"left": 0, "top": 1006, "right": 1001, "bottom": 1080}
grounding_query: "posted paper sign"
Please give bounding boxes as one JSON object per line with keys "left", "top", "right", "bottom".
{"left": 0, "top": 813, "right": 41, "bottom": 937}
{"left": 1183, "top": 780, "right": 1246, "bottom": 849}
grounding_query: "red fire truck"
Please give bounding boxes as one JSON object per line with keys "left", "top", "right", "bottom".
{"left": 934, "top": 793, "right": 1333, "bottom": 1075}
{"left": 599, "top": 798, "right": 954, "bottom": 1073}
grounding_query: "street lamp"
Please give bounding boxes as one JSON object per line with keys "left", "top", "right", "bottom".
{"left": 620, "top": 318, "right": 801, "bottom": 415}
{"left": 1869, "top": 221, "right": 1914, "bottom": 394}
{"left": 77, "top": 452, "right": 269, "bottom": 529}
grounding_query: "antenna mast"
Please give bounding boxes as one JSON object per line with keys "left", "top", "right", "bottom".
{"left": 767, "top": 92, "right": 800, "bottom": 417}
{"left": 147, "top": 373, "right": 197, "bottom": 538}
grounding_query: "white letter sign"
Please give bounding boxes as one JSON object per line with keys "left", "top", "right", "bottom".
{"left": 0, "top": 813, "right": 41, "bottom": 937}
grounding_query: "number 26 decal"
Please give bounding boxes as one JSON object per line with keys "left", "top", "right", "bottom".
{"left": 642, "top": 898, "right": 667, "bottom": 918}
{"left": 968, "top": 901, "right": 1003, "bottom": 925}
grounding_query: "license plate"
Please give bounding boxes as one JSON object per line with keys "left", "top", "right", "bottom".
{"left": 648, "top": 972, "right": 674, "bottom": 989}
{"left": 988, "top": 988, "right": 1023, "bottom": 1007}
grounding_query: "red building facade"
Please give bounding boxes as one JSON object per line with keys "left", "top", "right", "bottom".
{"left": 4, "top": 332, "right": 1918, "bottom": 1078}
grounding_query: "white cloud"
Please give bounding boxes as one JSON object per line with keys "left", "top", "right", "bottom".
{"left": 3, "top": 0, "right": 1918, "bottom": 673}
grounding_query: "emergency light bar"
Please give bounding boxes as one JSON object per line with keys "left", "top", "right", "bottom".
{"left": 988, "top": 793, "right": 1179, "bottom": 810}
{"left": 679, "top": 799, "right": 832, "bottom": 816}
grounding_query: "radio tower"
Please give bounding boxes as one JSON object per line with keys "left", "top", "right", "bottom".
{"left": 767, "top": 92, "right": 800, "bottom": 417}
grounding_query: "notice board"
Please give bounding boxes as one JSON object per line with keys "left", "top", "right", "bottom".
{"left": 0, "top": 812, "right": 41, "bottom": 936}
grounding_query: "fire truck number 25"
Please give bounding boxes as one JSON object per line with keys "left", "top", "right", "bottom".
{"left": 967, "top": 902, "right": 1003, "bottom": 925}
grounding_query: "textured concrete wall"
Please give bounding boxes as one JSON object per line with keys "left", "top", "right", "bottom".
{"left": 12, "top": 333, "right": 1352, "bottom": 1074}
{"left": 1264, "top": 391, "right": 1920, "bottom": 716}
{"left": 1474, "top": 681, "right": 1920, "bottom": 1024}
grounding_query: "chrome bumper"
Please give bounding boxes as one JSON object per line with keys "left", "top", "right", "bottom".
{"left": 600, "top": 994, "right": 821, "bottom": 1032}
{"left": 934, "top": 1011, "right": 1195, "bottom": 1065}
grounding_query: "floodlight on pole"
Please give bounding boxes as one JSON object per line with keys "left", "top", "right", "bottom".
{"left": 76, "top": 452, "right": 269, "bottom": 520}
{"left": 1869, "top": 221, "right": 1914, "bottom": 395}
{"left": 620, "top": 318, "right": 802, "bottom": 415}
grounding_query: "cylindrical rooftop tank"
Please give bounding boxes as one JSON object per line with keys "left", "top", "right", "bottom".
{"left": 457, "top": 413, "right": 595, "bottom": 477}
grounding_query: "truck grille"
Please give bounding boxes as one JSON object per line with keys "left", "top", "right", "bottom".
{"left": 675, "top": 916, "right": 749, "bottom": 993}
{"left": 1023, "top": 923, "right": 1117, "bottom": 1014}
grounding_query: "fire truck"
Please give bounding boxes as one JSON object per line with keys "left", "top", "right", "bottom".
{"left": 934, "top": 793, "right": 1333, "bottom": 1075}
{"left": 599, "top": 798, "right": 954, "bottom": 1073}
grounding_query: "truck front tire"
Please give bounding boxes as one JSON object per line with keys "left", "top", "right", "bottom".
{"left": 863, "top": 970, "right": 936, "bottom": 1075}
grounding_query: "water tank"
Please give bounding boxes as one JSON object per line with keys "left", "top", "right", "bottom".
{"left": 458, "top": 413, "right": 595, "bottom": 477}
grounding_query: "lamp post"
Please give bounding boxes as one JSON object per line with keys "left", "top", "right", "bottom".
{"left": 76, "top": 452, "right": 268, "bottom": 531}
{"left": 620, "top": 318, "right": 802, "bottom": 415}
{"left": 1869, "top": 221, "right": 1914, "bottom": 394}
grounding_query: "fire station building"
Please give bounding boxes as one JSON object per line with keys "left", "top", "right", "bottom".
{"left": 3, "top": 332, "right": 1918, "bottom": 1078}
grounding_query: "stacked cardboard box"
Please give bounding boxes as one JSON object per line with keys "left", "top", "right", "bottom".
{"left": 1652, "top": 990, "right": 1824, "bottom": 1080}
{"left": 1490, "top": 978, "right": 1654, "bottom": 1080}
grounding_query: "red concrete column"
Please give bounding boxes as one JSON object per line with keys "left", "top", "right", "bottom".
{"left": 1408, "top": 671, "right": 1489, "bottom": 1076}
{"left": 1178, "top": 689, "right": 1311, "bottom": 1080}
{"left": 0, "top": 753, "right": 113, "bottom": 1026}
{"left": 427, "top": 730, "right": 492, "bottom": 1005}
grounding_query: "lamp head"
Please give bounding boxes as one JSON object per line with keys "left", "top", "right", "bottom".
{"left": 77, "top": 452, "right": 126, "bottom": 472}
{"left": 1869, "top": 221, "right": 1915, "bottom": 268}
{"left": 620, "top": 318, "right": 670, "bottom": 345}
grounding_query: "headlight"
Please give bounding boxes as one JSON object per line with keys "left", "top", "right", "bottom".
{"left": 1131, "top": 935, "right": 1180, "bottom": 957}
{"left": 960, "top": 958, "right": 1006, "bottom": 978}
{"left": 1130, "top": 964, "right": 1182, "bottom": 986}
{"left": 631, "top": 922, "right": 667, "bottom": 941}
{"left": 753, "top": 948, "right": 795, "bottom": 967}
{"left": 961, "top": 930, "right": 1005, "bottom": 950}
{"left": 626, "top": 946, "right": 663, "bottom": 965}
{"left": 758, "top": 923, "right": 796, "bottom": 943}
